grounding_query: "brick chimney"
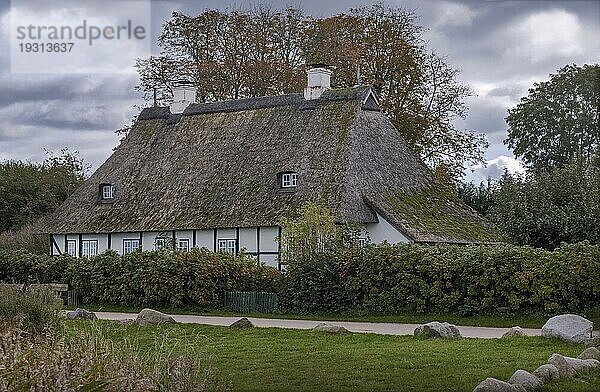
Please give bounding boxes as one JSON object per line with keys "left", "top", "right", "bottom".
{"left": 169, "top": 81, "right": 196, "bottom": 114}
{"left": 304, "top": 67, "right": 332, "bottom": 100}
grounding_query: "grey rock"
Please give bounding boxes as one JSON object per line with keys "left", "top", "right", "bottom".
{"left": 472, "top": 377, "right": 522, "bottom": 392}
{"left": 548, "top": 353, "right": 576, "bottom": 378}
{"left": 312, "top": 323, "right": 349, "bottom": 334}
{"left": 118, "top": 318, "right": 135, "bottom": 325}
{"left": 507, "top": 370, "right": 543, "bottom": 392}
{"left": 135, "top": 308, "right": 176, "bottom": 326}
{"left": 578, "top": 347, "right": 600, "bottom": 360}
{"left": 564, "top": 356, "right": 600, "bottom": 374}
{"left": 66, "top": 308, "right": 97, "bottom": 320}
{"left": 414, "top": 321, "right": 462, "bottom": 339}
{"left": 502, "top": 326, "right": 526, "bottom": 338}
{"left": 229, "top": 317, "right": 254, "bottom": 329}
{"left": 584, "top": 336, "right": 600, "bottom": 347}
{"left": 541, "top": 314, "right": 593, "bottom": 344}
{"left": 532, "top": 364, "right": 560, "bottom": 383}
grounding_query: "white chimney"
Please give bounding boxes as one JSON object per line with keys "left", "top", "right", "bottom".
{"left": 169, "top": 82, "right": 196, "bottom": 114}
{"left": 304, "top": 67, "right": 332, "bottom": 100}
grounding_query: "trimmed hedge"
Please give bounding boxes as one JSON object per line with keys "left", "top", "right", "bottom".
{"left": 2, "top": 243, "right": 599, "bottom": 315}
{"left": 278, "top": 242, "right": 600, "bottom": 315}
{"left": 0, "top": 248, "right": 280, "bottom": 308}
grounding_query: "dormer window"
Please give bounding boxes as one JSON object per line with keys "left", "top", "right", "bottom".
{"left": 281, "top": 172, "right": 298, "bottom": 188}
{"left": 100, "top": 184, "right": 114, "bottom": 200}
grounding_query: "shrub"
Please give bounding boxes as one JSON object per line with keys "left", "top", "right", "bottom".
{"left": 0, "top": 248, "right": 281, "bottom": 309}
{"left": 279, "top": 242, "right": 600, "bottom": 316}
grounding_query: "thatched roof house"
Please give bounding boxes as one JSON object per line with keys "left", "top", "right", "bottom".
{"left": 46, "top": 67, "right": 498, "bottom": 267}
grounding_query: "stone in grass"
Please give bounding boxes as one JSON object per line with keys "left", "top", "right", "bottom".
{"left": 414, "top": 321, "right": 461, "bottom": 339}
{"left": 507, "top": 370, "right": 543, "bottom": 392}
{"left": 541, "top": 314, "right": 593, "bottom": 344}
{"left": 584, "top": 336, "right": 600, "bottom": 347}
{"left": 564, "top": 357, "right": 600, "bottom": 374}
{"left": 312, "top": 323, "right": 350, "bottom": 334}
{"left": 229, "top": 317, "right": 254, "bottom": 329}
{"left": 66, "top": 308, "right": 97, "bottom": 320}
{"left": 578, "top": 347, "right": 600, "bottom": 361}
{"left": 548, "top": 353, "right": 576, "bottom": 378}
{"left": 502, "top": 326, "right": 526, "bottom": 338}
{"left": 532, "top": 364, "right": 560, "bottom": 383}
{"left": 472, "top": 377, "right": 526, "bottom": 392}
{"left": 135, "top": 308, "right": 176, "bottom": 326}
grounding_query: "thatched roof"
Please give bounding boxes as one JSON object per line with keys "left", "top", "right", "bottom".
{"left": 45, "top": 86, "right": 499, "bottom": 243}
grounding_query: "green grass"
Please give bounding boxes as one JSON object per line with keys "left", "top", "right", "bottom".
{"left": 67, "top": 320, "right": 599, "bottom": 392}
{"left": 65, "top": 304, "right": 600, "bottom": 329}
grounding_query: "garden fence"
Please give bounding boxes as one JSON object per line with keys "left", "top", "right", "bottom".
{"left": 224, "top": 291, "right": 278, "bottom": 313}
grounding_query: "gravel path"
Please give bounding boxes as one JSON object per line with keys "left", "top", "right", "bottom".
{"left": 96, "top": 311, "right": 545, "bottom": 339}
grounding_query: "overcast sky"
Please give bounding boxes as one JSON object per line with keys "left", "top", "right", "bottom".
{"left": 0, "top": 0, "right": 598, "bottom": 183}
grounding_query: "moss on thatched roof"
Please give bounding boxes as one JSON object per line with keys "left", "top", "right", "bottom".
{"left": 44, "top": 86, "right": 499, "bottom": 243}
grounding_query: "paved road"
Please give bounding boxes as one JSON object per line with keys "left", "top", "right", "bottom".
{"left": 96, "top": 312, "right": 544, "bottom": 339}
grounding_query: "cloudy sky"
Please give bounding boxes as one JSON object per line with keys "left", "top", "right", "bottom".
{"left": 0, "top": 0, "right": 598, "bottom": 183}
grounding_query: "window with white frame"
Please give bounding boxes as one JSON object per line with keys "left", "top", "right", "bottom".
{"left": 101, "top": 184, "right": 114, "bottom": 200}
{"left": 177, "top": 239, "right": 190, "bottom": 252}
{"left": 66, "top": 240, "right": 76, "bottom": 257}
{"left": 357, "top": 237, "right": 367, "bottom": 248}
{"left": 81, "top": 240, "right": 98, "bottom": 257}
{"left": 281, "top": 172, "right": 298, "bottom": 188}
{"left": 218, "top": 239, "right": 236, "bottom": 254}
{"left": 154, "top": 237, "right": 169, "bottom": 250}
{"left": 123, "top": 239, "right": 140, "bottom": 255}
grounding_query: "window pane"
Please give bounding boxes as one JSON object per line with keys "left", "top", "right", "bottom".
{"left": 67, "top": 241, "right": 76, "bottom": 256}
{"left": 178, "top": 239, "right": 189, "bottom": 251}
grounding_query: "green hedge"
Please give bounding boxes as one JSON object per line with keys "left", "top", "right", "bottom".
{"left": 2, "top": 243, "right": 599, "bottom": 315}
{"left": 0, "top": 249, "right": 280, "bottom": 308}
{"left": 278, "top": 242, "right": 600, "bottom": 315}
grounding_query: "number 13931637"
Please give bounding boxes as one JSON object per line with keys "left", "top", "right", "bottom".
{"left": 18, "top": 42, "right": 74, "bottom": 52}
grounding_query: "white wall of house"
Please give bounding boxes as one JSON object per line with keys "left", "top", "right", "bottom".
{"left": 365, "top": 212, "right": 410, "bottom": 244}
{"left": 51, "top": 226, "right": 282, "bottom": 268}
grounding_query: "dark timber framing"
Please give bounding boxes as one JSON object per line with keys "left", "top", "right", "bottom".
{"left": 193, "top": 230, "right": 197, "bottom": 248}
{"left": 139, "top": 232, "right": 143, "bottom": 250}
{"left": 213, "top": 229, "right": 217, "bottom": 252}
{"left": 256, "top": 226, "right": 261, "bottom": 263}
{"left": 107, "top": 233, "right": 112, "bottom": 249}
{"left": 78, "top": 233, "right": 83, "bottom": 258}
{"left": 235, "top": 227, "right": 240, "bottom": 255}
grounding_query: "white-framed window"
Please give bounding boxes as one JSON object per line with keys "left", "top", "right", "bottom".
{"left": 281, "top": 172, "right": 298, "bottom": 188}
{"left": 177, "top": 239, "right": 190, "bottom": 252}
{"left": 218, "top": 239, "right": 236, "bottom": 254}
{"left": 66, "top": 240, "right": 76, "bottom": 257}
{"left": 123, "top": 239, "right": 140, "bottom": 255}
{"left": 154, "top": 237, "right": 169, "bottom": 250}
{"left": 101, "top": 184, "right": 114, "bottom": 200}
{"left": 357, "top": 237, "right": 367, "bottom": 248}
{"left": 81, "top": 240, "right": 98, "bottom": 257}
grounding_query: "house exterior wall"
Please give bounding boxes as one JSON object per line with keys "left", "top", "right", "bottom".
{"left": 365, "top": 212, "right": 411, "bottom": 244}
{"left": 51, "top": 226, "right": 282, "bottom": 269}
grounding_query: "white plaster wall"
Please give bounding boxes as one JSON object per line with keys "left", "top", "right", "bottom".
{"left": 217, "top": 228, "right": 236, "bottom": 240}
{"left": 175, "top": 230, "right": 193, "bottom": 249}
{"left": 195, "top": 229, "right": 213, "bottom": 250}
{"left": 142, "top": 231, "right": 161, "bottom": 250}
{"left": 259, "top": 226, "right": 279, "bottom": 252}
{"left": 111, "top": 232, "right": 141, "bottom": 254}
{"left": 239, "top": 227, "right": 257, "bottom": 253}
{"left": 259, "top": 253, "right": 279, "bottom": 268}
{"left": 366, "top": 213, "right": 410, "bottom": 244}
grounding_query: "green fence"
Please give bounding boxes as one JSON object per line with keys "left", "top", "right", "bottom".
{"left": 224, "top": 291, "right": 278, "bottom": 313}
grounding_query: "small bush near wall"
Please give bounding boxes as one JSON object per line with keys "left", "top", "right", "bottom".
{"left": 0, "top": 248, "right": 281, "bottom": 308}
{"left": 278, "top": 242, "right": 600, "bottom": 316}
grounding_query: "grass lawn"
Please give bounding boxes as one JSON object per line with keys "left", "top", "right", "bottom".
{"left": 67, "top": 320, "right": 600, "bottom": 392}
{"left": 67, "top": 304, "right": 600, "bottom": 329}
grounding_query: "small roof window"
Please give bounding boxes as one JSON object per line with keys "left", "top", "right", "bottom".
{"left": 280, "top": 172, "right": 298, "bottom": 188}
{"left": 100, "top": 184, "right": 114, "bottom": 200}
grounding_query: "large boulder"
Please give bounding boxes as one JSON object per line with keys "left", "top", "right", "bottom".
{"left": 472, "top": 378, "right": 525, "bottom": 392}
{"left": 507, "top": 370, "right": 543, "bottom": 392}
{"left": 135, "top": 309, "right": 176, "bottom": 326}
{"left": 578, "top": 347, "right": 600, "bottom": 360}
{"left": 541, "top": 314, "right": 593, "bottom": 344}
{"left": 312, "top": 323, "right": 349, "bottom": 334}
{"left": 414, "top": 322, "right": 461, "bottom": 339}
{"left": 229, "top": 317, "right": 254, "bottom": 329}
{"left": 66, "top": 308, "right": 97, "bottom": 320}
{"left": 502, "top": 326, "right": 526, "bottom": 338}
{"left": 532, "top": 364, "right": 559, "bottom": 383}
